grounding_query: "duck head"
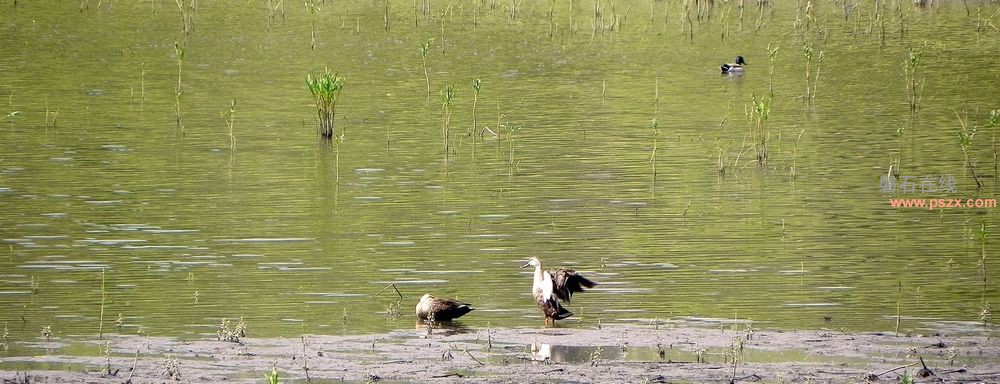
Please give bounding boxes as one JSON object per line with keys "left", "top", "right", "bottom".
{"left": 735, "top": 56, "right": 746, "bottom": 65}
{"left": 521, "top": 257, "right": 541, "bottom": 268}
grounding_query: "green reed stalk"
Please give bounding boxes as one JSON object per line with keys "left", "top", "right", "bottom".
{"left": 747, "top": 93, "right": 771, "bottom": 166}
{"left": 738, "top": 0, "right": 745, "bottom": 31}
{"left": 507, "top": 122, "right": 521, "bottom": 180}
{"left": 225, "top": 99, "right": 236, "bottom": 151}
{"left": 384, "top": 0, "right": 390, "bottom": 32}
{"left": 812, "top": 51, "right": 824, "bottom": 100}
{"left": 956, "top": 110, "right": 983, "bottom": 189}
{"left": 420, "top": 41, "right": 431, "bottom": 99}
{"left": 767, "top": 44, "right": 779, "bottom": 97}
{"left": 601, "top": 80, "right": 606, "bottom": 105}
{"left": 803, "top": 42, "right": 814, "bottom": 100}
{"left": 895, "top": 281, "right": 902, "bottom": 336}
{"left": 654, "top": 77, "right": 659, "bottom": 115}
{"left": 990, "top": 110, "right": 999, "bottom": 188}
{"left": 978, "top": 219, "right": 989, "bottom": 283}
{"left": 441, "top": 84, "right": 455, "bottom": 158}
{"left": 904, "top": 45, "right": 923, "bottom": 113}
{"left": 139, "top": 63, "right": 145, "bottom": 109}
{"left": 306, "top": 0, "right": 319, "bottom": 50}
{"left": 569, "top": 0, "right": 575, "bottom": 33}
{"left": 495, "top": 99, "right": 504, "bottom": 157}
{"left": 547, "top": 0, "right": 555, "bottom": 38}
{"left": 98, "top": 269, "right": 106, "bottom": 339}
{"left": 472, "top": 78, "right": 482, "bottom": 158}
{"left": 174, "top": 41, "right": 184, "bottom": 134}
{"left": 439, "top": 10, "right": 447, "bottom": 54}
{"left": 650, "top": 118, "right": 659, "bottom": 195}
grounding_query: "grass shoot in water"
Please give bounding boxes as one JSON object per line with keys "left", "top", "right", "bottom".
{"left": 441, "top": 84, "right": 456, "bottom": 158}
{"left": 174, "top": 41, "right": 184, "bottom": 134}
{"left": 472, "top": 78, "right": 482, "bottom": 159}
{"left": 306, "top": 69, "right": 345, "bottom": 139}
{"left": 420, "top": 40, "right": 432, "bottom": 99}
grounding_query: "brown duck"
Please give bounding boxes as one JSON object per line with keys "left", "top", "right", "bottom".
{"left": 415, "top": 294, "right": 474, "bottom": 322}
{"left": 521, "top": 257, "right": 596, "bottom": 326}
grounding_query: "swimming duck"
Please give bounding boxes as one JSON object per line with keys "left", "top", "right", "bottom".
{"left": 521, "top": 257, "right": 596, "bottom": 326}
{"left": 415, "top": 294, "right": 474, "bottom": 322}
{"left": 720, "top": 56, "right": 747, "bottom": 73}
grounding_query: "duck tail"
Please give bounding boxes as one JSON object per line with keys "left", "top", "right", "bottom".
{"left": 720, "top": 64, "right": 731, "bottom": 72}
{"left": 554, "top": 306, "right": 574, "bottom": 320}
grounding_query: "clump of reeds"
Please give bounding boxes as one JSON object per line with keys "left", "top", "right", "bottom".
{"left": 264, "top": 364, "right": 280, "bottom": 384}
{"left": 589, "top": 345, "right": 604, "bottom": 367}
{"left": 746, "top": 93, "right": 771, "bottom": 166}
{"left": 306, "top": 69, "right": 345, "bottom": 139}
{"left": 803, "top": 42, "right": 824, "bottom": 101}
{"left": 217, "top": 317, "right": 247, "bottom": 343}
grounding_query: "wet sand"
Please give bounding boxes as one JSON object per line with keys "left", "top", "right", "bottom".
{"left": 1, "top": 324, "right": 998, "bottom": 383}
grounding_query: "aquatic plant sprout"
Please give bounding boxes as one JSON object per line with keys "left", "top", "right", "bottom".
{"left": 306, "top": 69, "right": 345, "bottom": 139}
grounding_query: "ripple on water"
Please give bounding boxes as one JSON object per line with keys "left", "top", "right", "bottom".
{"left": 299, "top": 292, "right": 366, "bottom": 298}
{"left": 478, "top": 214, "right": 510, "bottom": 221}
{"left": 372, "top": 279, "right": 448, "bottom": 285}
{"left": 144, "top": 229, "right": 199, "bottom": 234}
{"left": 382, "top": 241, "right": 416, "bottom": 247}
{"left": 78, "top": 239, "right": 147, "bottom": 246}
{"left": 85, "top": 200, "right": 123, "bottom": 205}
{"left": 221, "top": 238, "right": 314, "bottom": 243}
{"left": 783, "top": 303, "right": 842, "bottom": 307}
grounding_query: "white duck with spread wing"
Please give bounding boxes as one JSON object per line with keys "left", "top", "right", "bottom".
{"left": 521, "top": 257, "right": 597, "bottom": 326}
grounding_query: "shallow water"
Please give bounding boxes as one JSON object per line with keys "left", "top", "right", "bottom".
{"left": 0, "top": 1, "right": 998, "bottom": 345}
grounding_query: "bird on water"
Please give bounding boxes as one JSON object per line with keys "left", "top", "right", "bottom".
{"left": 415, "top": 294, "right": 474, "bottom": 322}
{"left": 521, "top": 257, "right": 596, "bottom": 326}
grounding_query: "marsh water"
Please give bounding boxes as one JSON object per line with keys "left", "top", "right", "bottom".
{"left": 1, "top": 1, "right": 998, "bottom": 349}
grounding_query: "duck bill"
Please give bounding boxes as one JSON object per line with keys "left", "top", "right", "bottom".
{"left": 521, "top": 262, "right": 531, "bottom": 268}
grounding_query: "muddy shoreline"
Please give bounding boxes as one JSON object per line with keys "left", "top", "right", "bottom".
{"left": 1, "top": 324, "right": 998, "bottom": 383}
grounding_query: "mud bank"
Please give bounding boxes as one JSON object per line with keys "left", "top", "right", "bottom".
{"left": 1, "top": 324, "right": 998, "bottom": 383}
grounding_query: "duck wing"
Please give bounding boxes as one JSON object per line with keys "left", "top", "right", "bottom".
{"left": 430, "top": 297, "right": 474, "bottom": 321}
{"left": 551, "top": 268, "right": 596, "bottom": 303}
